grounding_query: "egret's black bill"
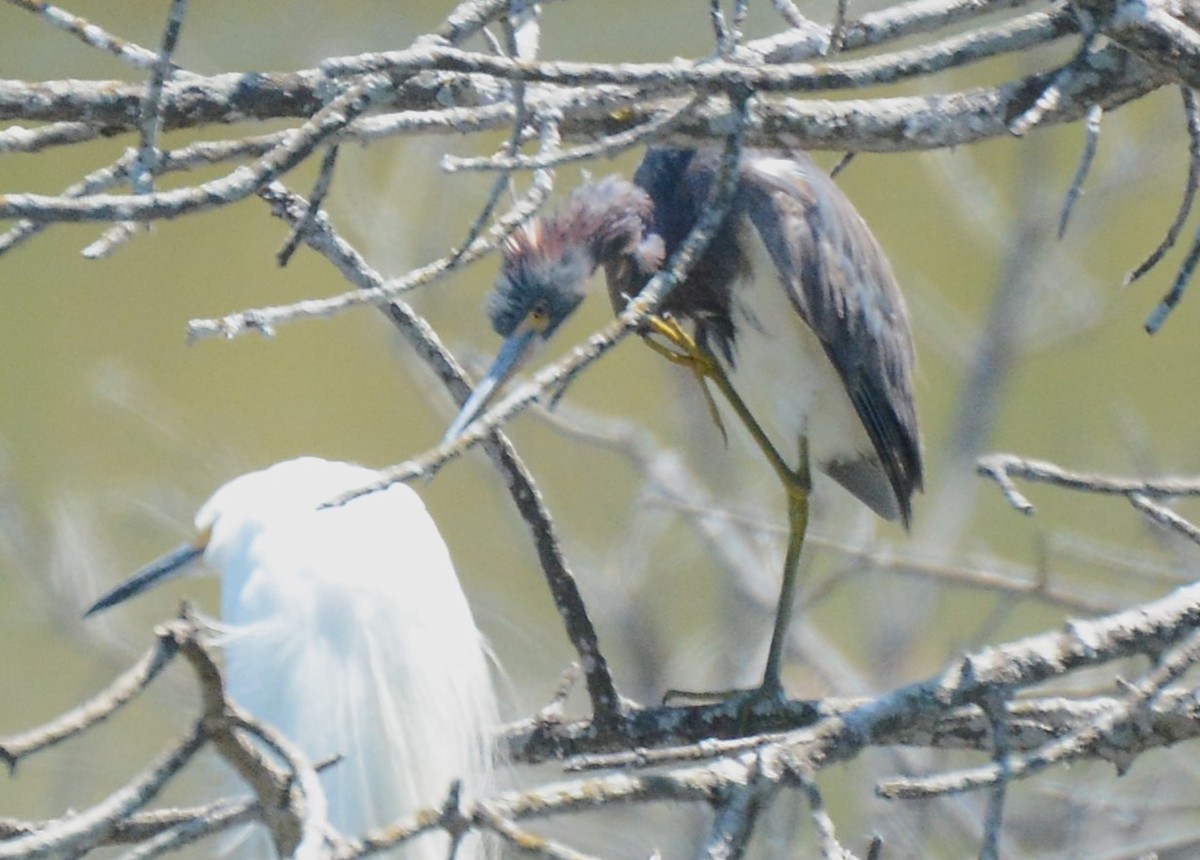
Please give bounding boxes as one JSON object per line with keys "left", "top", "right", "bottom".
{"left": 83, "top": 542, "right": 205, "bottom": 618}
{"left": 442, "top": 328, "right": 540, "bottom": 444}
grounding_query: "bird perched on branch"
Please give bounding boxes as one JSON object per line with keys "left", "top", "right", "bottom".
{"left": 444, "top": 147, "right": 921, "bottom": 705}
{"left": 86, "top": 457, "right": 500, "bottom": 859}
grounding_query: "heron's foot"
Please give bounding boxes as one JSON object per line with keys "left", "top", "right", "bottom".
{"left": 663, "top": 679, "right": 794, "bottom": 732}
{"left": 643, "top": 314, "right": 725, "bottom": 377}
{"left": 641, "top": 315, "right": 729, "bottom": 444}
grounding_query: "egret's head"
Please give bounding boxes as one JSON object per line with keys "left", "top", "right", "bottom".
{"left": 82, "top": 458, "right": 380, "bottom": 617}
{"left": 195, "top": 457, "right": 376, "bottom": 576}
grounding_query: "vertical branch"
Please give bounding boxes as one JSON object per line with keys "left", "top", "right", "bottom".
{"left": 978, "top": 690, "right": 1011, "bottom": 860}
{"left": 85, "top": 0, "right": 188, "bottom": 259}
{"left": 829, "top": 0, "right": 851, "bottom": 54}
{"left": 251, "top": 181, "right": 625, "bottom": 730}
{"left": 385, "top": 294, "right": 625, "bottom": 729}
{"left": 277, "top": 144, "right": 340, "bottom": 267}
{"left": 451, "top": 0, "right": 547, "bottom": 268}
{"left": 1057, "top": 103, "right": 1102, "bottom": 238}
{"left": 701, "top": 782, "right": 773, "bottom": 860}
{"left": 800, "top": 773, "right": 857, "bottom": 859}
{"left": 133, "top": 0, "right": 187, "bottom": 196}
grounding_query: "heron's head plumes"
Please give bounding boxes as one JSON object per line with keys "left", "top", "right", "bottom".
{"left": 443, "top": 178, "right": 661, "bottom": 444}
{"left": 490, "top": 176, "right": 656, "bottom": 337}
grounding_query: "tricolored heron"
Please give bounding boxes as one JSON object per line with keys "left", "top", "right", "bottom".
{"left": 445, "top": 147, "right": 922, "bottom": 703}
{"left": 86, "top": 457, "right": 499, "bottom": 859}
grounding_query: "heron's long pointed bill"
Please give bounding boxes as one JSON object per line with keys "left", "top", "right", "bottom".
{"left": 443, "top": 329, "right": 540, "bottom": 444}
{"left": 83, "top": 541, "right": 206, "bottom": 618}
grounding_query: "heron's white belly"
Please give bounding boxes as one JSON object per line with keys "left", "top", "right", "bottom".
{"left": 718, "top": 238, "right": 876, "bottom": 478}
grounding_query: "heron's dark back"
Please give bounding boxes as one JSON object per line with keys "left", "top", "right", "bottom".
{"left": 616, "top": 147, "right": 923, "bottom": 525}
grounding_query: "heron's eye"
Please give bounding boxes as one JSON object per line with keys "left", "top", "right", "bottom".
{"left": 528, "top": 301, "right": 550, "bottom": 329}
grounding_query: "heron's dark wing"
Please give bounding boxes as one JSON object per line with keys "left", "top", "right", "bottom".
{"left": 625, "top": 148, "right": 748, "bottom": 363}
{"left": 738, "top": 152, "right": 923, "bottom": 524}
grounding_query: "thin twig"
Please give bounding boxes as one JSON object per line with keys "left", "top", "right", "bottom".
{"left": 135, "top": 0, "right": 187, "bottom": 195}
{"left": 85, "top": 0, "right": 188, "bottom": 259}
{"left": 1144, "top": 226, "right": 1200, "bottom": 333}
{"left": 474, "top": 807, "right": 603, "bottom": 860}
{"left": 1009, "top": 29, "right": 1097, "bottom": 136}
{"left": 248, "top": 177, "right": 621, "bottom": 728}
{"left": 837, "top": 0, "right": 1046, "bottom": 53}
{"left": 877, "top": 625, "right": 1200, "bottom": 800}
{"left": 800, "top": 772, "right": 857, "bottom": 860}
{"left": 978, "top": 453, "right": 1200, "bottom": 515}
{"left": 700, "top": 776, "right": 773, "bottom": 860}
{"left": 320, "top": 17, "right": 1074, "bottom": 98}
{"left": 0, "top": 726, "right": 207, "bottom": 859}
{"left": 0, "top": 627, "right": 180, "bottom": 770}
{"left": 442, "top": 94, "right": 702, "bottom": 172}
{"left": 978, "top": 691, "right": 1011, "bottom": 860}
{"left": 0, "top": 151, "right": 134, "bottom": 255}
{"left": 0, "top": 121, "right": 103, "bottom": 153}
{"left": 1128, "top": 492, "right": 1200, "bottom": 547}
{"left": 446, "top": 4, "right": 541, "bottom": 271}
{"left": 1126, "top": 86, "right": 1200, "bottom": 285}
{"left": 0, "top": 74, "right": 387, "bottom": 224}
{"left": 829, "top": 0, "right": 851, "bottom": 54}
{"left": 830, "top": 151, "right": 857, "bottom": 178}
{"left": 113, "top": 799, "right": 255, "bottom": 860}
{"left": 277, "top": 144, "right": 339, "bottom": 267}
{"left": 711, "top": 0, "right": 735, "bottom": 57}
{"left": 0, "top": 134, "right": 296, "bottom": 257}
{"left": 434, "top": 0, "right": 519, "bottom": 46}
{"left": 770, "top": 0, "right": 810, "bottom": 29}
{"left": 1057, "top": 103, "right": 1102, "bottom": 238}
{"left": 3, "top": 0, "right": 192, "bottom": 73}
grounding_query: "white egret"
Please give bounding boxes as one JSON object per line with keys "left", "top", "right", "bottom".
{"left": 86, "top": 457, "right": 500, "bottom": 859}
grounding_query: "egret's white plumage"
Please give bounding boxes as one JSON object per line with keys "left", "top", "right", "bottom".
{"left": 87, "top": 457, "right": 499, "bottom": 859}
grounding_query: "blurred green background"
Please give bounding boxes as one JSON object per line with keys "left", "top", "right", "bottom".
{"left": 3, "top": 2, "right": 1200, "bottom": 857}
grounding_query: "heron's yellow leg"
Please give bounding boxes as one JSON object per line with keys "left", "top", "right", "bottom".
{"left": 641, "top": 317, "right": 729, "bottom": 445}
{"left": 644, "top": 315, "right": 799, "bottom": 494}
{"left": 760, "top": 437, "right": 810, "bottom": 695}
{"left": 645, "top": 315, "right": 813, "bottom": 702}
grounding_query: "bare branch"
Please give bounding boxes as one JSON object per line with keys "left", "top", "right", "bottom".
{"left": 1058, "top": 103, "right": 1103, "bottom": 237}
{"left": 0, "top": 623, "right": 180, "bottom": 770}
{"left": 0, "top": 726, "right": 206, "bottom": 859}
{"left": 6, "top": 1, "right": 1200, "bottom": 856}
{"left": 1125, "top": 86, "right": 1200, "bottom": 285}
{"left": 0, "top": 75, "right": 387, "bottom": 223}
{"left": 877, "top": 624, "right": 1200, "bottom": 799}
{"left": 243, "top": 176, "right": 623, "bottom": 729}
{"left": 978, "top": 452, "right": 1200, "bottom": 514}
{"left": 800, "top": 773, "right": 858, "bottom": 860}
{"left": 473, "top": 807, "right": 602, "bottom": 860}
{"left": 1128, "top": 491, "right": 1200, "bottom": 546}
{"left": 1143, "top": 225, "right": 1200, "bottom": 332}
{"left": 3, "top": 0, "right": 192, "bottom": 73}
